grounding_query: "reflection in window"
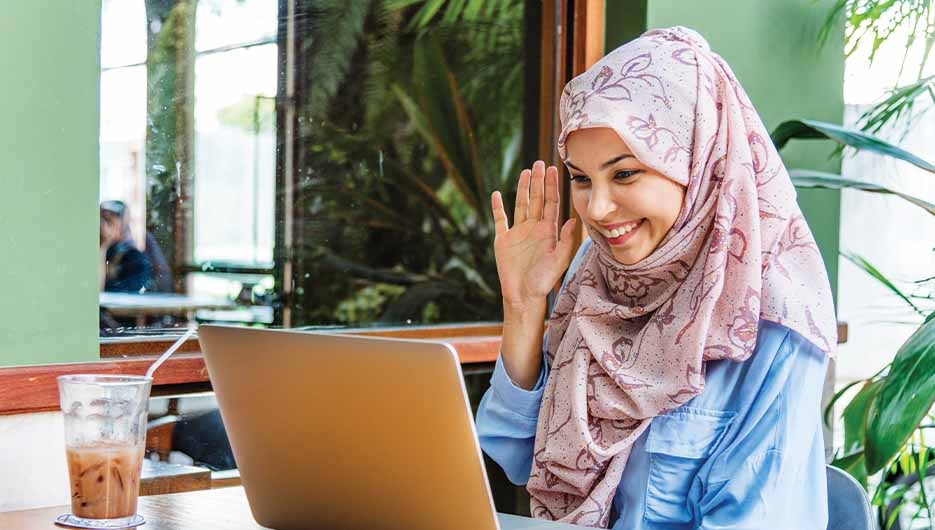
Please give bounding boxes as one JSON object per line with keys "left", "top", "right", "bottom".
{"left": 99, "top": 0, "right": 536, "bottom": 335}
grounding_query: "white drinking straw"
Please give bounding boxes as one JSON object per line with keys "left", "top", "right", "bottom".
{"left": 146, "top": 327, "right": 196, "bottom": 379}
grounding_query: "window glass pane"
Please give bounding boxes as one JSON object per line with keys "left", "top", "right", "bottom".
{"left": 194, "top": 45, "right": 277, "bottom": 266}
{"left": 101, "top": 0, "right": 146, "bottom": 69}
{"left": 288, "top": 1, "right": 529, "bottom": 328}
{"left": 195, "top": 0, "right": 277, "bottom": 51}
{"left": 100, "top": 66, "right": 147, "bottom": 248}
{"left": 98, "top": 1, "right": 537, "bottom": 336}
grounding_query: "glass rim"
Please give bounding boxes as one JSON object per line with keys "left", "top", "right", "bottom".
{"left": 57, "top": 374, "right": 153, "bottom": 386}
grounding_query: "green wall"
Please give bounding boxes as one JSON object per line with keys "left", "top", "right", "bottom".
{"left": 605, "top": 1, "right": 647, "bottom": 51}
{"left": 0, "top": 1, "right": 101, "bottom": 366}
{"left": 606, "top": 0, "right": 844, "bottom": 302}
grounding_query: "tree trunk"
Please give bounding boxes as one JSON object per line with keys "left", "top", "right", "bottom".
{"left": 145, "top": 0, "right": 196, "bottom": 293}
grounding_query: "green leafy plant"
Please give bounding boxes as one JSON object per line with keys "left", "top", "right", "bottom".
{"left": 820, "top": 0, "right": 935, "bottom": 135}
{"left": 286, "top": 0, "right": 524, "bottom": 326}
{"left": 773, "top": 118, "right": 935, "bottom": 529}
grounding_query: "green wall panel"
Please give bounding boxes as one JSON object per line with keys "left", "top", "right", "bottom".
{"left": 0, "top": 1, "right": 101, "bottom": 366}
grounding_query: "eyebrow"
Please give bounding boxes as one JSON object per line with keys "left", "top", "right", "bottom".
{"left": 564, "top": 154, "right": 634, "bottom": 173}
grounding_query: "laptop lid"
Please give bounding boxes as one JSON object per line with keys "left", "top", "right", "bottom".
{"left": 198, "top": 325, "right": 500, "bottom": 530}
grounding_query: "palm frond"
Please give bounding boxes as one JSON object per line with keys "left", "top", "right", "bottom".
{"left": 842, "top": 252, "right": 927, "bottom": 317}
{"left": 789, "top": 170, "right": 935, "bottom": 216}
{"left": 400, "top": 0, "right": 520, "bottom": 31}
{"left": 856, "top": 75, "right": 935, "bottom": 136}
{"left": 300, "top": 0, "right": 373, "bottom": 118}
{"left": 391, "top": 35, "right": 487, "bottom": 214}
{"left": 772, "top": 119, "right": 935, "bottom": 173}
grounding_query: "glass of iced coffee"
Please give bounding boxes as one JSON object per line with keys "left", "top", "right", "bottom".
{"left": 56, "top": 375, "right": 152, "bottom": 529}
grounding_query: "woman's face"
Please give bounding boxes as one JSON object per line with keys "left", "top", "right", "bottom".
{"left": 564, "top": 127, "right": 686, "bottom": 265}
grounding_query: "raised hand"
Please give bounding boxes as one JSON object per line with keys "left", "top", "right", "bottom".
{"left": 491, "top": 160, "right": 578, "bottom": 311}
{"left": 491, "top": 161, "right": 577, "bottom": 390}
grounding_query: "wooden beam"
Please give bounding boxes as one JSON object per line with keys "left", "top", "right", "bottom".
{"left": 538, "top": 0, "right": 568, "bottom": 166}
{"left": 573, "top": 0, "right": 605, "bottom": 76}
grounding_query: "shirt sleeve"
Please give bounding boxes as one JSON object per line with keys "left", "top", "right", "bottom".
{"left": 697, "top": 326, "right": 830, "bottom": 530}
{"left": 475, "top": 239, "right": 592, "bottom": 486}
{"left": 475, "top": 354, "right": 547, "bottom": 485}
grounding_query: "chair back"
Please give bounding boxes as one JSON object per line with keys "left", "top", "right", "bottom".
{"left": 827, "top": 464, "right": 876, "bottom": 530}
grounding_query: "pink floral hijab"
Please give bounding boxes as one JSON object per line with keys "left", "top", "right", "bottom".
{"left": 526, "top": 26, "right": 837, "bottom": 527}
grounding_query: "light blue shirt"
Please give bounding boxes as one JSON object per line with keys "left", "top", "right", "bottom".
{"left": 476, "top": 240, "right": 830, "bottom": 529}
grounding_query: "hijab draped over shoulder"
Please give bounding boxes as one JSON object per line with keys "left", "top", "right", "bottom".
{"left": 526, "top": 26, "right": 837, "bottom": 527}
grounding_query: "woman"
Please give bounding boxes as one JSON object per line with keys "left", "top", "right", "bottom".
{"left": 477, "top": 26, "right": 836, "bottom": 529}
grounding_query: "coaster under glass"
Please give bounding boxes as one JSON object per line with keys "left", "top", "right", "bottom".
{"left": 55, "top": 513, "right": 145, "bottom": 529}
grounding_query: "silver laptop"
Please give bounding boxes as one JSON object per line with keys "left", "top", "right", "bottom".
{"left": 198, "top": 325, "right": 583, "bottom": 530}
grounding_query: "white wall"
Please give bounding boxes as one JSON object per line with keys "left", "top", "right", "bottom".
{"left": 0, "top": 412, "right": 70, "bottom": 511}
{"left": 836, "top": 102, "right": 935, "bottom": 382}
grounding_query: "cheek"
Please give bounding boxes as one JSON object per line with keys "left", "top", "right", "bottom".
{"left": 629, "top": 183, "right": 683, "bottom": 235}
{"left": 664, "top": 186, "right": 686, "bottom": 224}
{"left": 649, "top": 185, "right": 685, "bottom": 230}
{"left": 570, "top": 188, "right": 589, "bottom": 217}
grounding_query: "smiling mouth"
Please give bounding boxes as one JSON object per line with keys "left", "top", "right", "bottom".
{"left": 597, "top": 219, "right": 644, "bottom": 245}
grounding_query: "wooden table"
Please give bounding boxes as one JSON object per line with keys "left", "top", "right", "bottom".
{"left": 100, "top": 292, "right": 234, "bottom": 326}
{"left": 0, "top": 486, "right": 585, "bottom": 529}
{"left": 0, "top": 487, "right": 264, "bottom": 530}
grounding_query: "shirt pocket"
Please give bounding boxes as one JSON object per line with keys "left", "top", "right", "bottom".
{"left": 643, "top": 407, "right": 735, "bottom": 525}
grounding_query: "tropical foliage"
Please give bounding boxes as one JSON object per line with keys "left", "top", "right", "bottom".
{"left": 286, "top": 0, "right": 526, "bottom": 326}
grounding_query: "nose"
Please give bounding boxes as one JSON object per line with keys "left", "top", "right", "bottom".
{"left": 586, "top": 183, "right": 616, "bottom": 222}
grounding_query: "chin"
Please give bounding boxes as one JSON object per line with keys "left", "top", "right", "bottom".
{"left": 611, "top": 249, "right": 647, "bottom": 265}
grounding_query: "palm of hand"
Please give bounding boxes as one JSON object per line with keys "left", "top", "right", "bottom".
{"left": 491, "top": 162, "right": 578, "bottom": 308}
{"left": 495, "top": 218, "right": 565, "bottom": 301}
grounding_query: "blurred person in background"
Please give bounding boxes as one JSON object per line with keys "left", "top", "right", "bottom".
{"left": 99, "top": 200, "right": 154, "bottom": 293}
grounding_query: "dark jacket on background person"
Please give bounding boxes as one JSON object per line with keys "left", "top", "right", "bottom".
{"left": 104, "top": 240, "right": 155, "bottom": 293}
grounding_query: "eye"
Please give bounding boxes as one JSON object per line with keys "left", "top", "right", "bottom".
{"left": 570, "top": 174, "right": 590, "bottom": 185}
{"left": 614, "top": 170, "right": 641, "bottom": 182}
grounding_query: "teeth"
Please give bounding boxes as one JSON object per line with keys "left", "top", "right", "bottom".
{"left": 603, "top": 221, "right": 641, "bottom": 239}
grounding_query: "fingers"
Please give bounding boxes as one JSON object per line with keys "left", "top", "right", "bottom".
{"left": 543, "top": 165, "right": 560, "bottom": 229}
{"left": 528, "top": 160, "right": 545, "bottom": 221}
{"left": 554, "top": 218, "right": 578, "bottom": 267}
{"left": 514, "top": 161, "right": 558, "bottom": 226}
{"left": 491, "top": 191, "right": 509, "bottom": 235}
{"left": 514, "top": 169, "right": 530, "bottom": 225}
